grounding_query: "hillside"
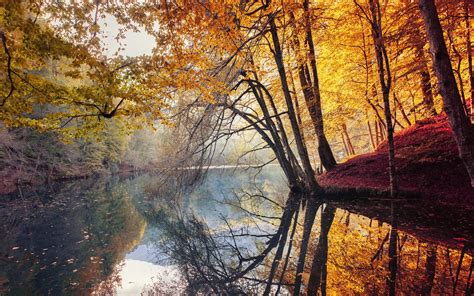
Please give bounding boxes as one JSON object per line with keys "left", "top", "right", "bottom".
{"left": 319, "top": 115, "right": 474, "bottom": 206}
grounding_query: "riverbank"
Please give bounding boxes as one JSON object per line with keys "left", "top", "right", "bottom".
{"left": 0, "top": 163, "right": 276, "bottom": 195}
{"left": 0, "top": 165, "right": 151, "bottom": 195}
{"left": 319, "top": 115, "right": 473, "bottom": 207}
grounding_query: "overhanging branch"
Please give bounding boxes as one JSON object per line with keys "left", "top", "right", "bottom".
{"left": 0, "top": 30, "right": 14, "bottom": 107}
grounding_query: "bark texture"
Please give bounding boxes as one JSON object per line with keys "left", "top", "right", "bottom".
{"left": 302, "top": 0, "right": 337, "bottom": 171}
{"left": 269, "top": 16, "right": 321, "bottom": 193}
{"left": 365, "top": 0, "right": 399, "bottom": 197}
{"left": 465, "top": 0, "right": 473, "bottom": 123}
{"left": 415, "top": 42, "right": 438, "bottom": 117}
{"left": 419, "top": 0, "right": 474, "bottom": 186}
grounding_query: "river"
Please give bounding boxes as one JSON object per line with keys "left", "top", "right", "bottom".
{"left": 0, "top": 167, "right": 472, "bottom": 295}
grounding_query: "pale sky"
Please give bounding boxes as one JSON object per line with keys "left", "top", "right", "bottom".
{"left": 115, "top": 259, "right": 182, "bottom": 295}
{"left": 101, "top": 15, "right": 156, "bottom": 58}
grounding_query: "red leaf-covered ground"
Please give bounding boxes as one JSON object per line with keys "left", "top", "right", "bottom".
{"left": 318, "top": 115, "right": 474, "bottom": 207}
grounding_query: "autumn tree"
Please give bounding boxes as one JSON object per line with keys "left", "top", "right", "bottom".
{"left": 393, "top": 0, "right": 437, "bottom": 118}
{"left": 419, "top": 0, "right": 474, "bottom": 186}
{"left": 354, "top": 0, "right": 398, "bottom": 196}
{"left": 0, "top": 0, "right": 168, "bottom": 137}
{"left": 292, "top": 0, "right": 338, "bottom": 171}
{"left": 2, "top": 0, "right": 474, "bottom": 191}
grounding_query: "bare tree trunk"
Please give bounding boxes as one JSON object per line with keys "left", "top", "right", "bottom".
{"left": 288, "top": 64, "right": 307, "bottom": 146}
{"left": 415, "top": 41, "right": 438, "bottom": 117}
{"left": 453, "top": 247, "right": 466, "bottom": 295}
{"left": 298, "top": 62, "right": 336, "bottom": 168}
{"left": 422, "top": 244, "right": 437, "bottom": 295}
{"left": 263, "top": 196, "right": 301, "bottom": 296}
{"left": 361, "top": 0, "right": 398, "bottom": 197}
{"left": 269, "top": 16, "right": 321, "bottom": 193}
{"left": 411, "top": 86, "right": 419, "bottom": 123}
{"left": 361, "top": 18, "right": 380, "bottom": 146}
{"left": 248, "top": 55, "right": 305, "bottom": 179}
{"left": 370, "top": 83, "right": 387, "bottom": 128}
{"left": 307, "top": 205, "right": 336, "bottom": 295}
{"left": 466, "top": 258, "right": 473, "bottom": 295}
{"left": 342, "top": 132, "right": 350, "bottom": 157}
{"left": 293, "top": 198, "right": 321, "bottom": 296}
{"left": 465, "top": 0, "right": 474, "bottom": 123}
{"left": 224, "top": 102, "right": 299, "bottom": 186}
{"left": 419, "top": 0, "right": 474, "bottom": 186}
{"left": 387, "top": 202, "right": 398, "bottom": 296}
{"left": 342, "top": 123, "right": 355, "bottom": 155}
{"left": 375, "top": 119, "right": 380, "bottom": 146}
{"left": 393, "top": 92, "right": 412, "bottom": 126}
{"left": 446, "top": 15, "right": 469, "bottom": 116}
{"left": 380, "top": 119, "right": 387, "bottom": 139}
{"left": 367, "top": 116, "right": 376, "bottom": 150}
{"left": 302, "top": 0, "right": 337, "bottom": 171}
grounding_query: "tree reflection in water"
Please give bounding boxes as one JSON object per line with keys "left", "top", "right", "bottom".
{"left": 151, "top": 188, "right": 474, "bottom": 295}
{"left": 0, "top": 178, "right": 146, "bottom": 295}
{"left": 1, "top": 171, "right": 473, "bottom": 295}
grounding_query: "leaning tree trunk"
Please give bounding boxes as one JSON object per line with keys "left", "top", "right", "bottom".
{"left": 367, "top": 116, "right": 377, "bottom": 150}
{"left": 419, "top": 0, "right": 474, "bottom": 187}
{"left": 288, "top": 61, "right": 307, "bottom": 146}
{"left": 465, "top": 0, "right": 473, "bottom": 123}
{"left": 302, "top": 0, "right": 337, "bottom": 171}
{"left": 341, "top": 132, "right": 350, "bottom": 157}
{"left": 342, "top": 123, "right": 356, "bottom": 155}
{"left": 269, "top": 17, "right": 321, "bottom": 193}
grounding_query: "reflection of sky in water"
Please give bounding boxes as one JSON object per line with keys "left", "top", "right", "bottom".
{"left": 3, "top": 165, "right": 471, "bottom": 295}
{"left": 126, "top": 242, "right": 160, "bottom": 263}
{"left": 125, "top": 227, "right": 168, "bottom": 265}
{"left": 115, "top": 260, "right": 180, "bottom": 296}
{"left": 114, "top": 166, "right": 288, "bottom": 294}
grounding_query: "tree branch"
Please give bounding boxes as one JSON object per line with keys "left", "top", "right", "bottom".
{"left": 0, "top": 30, "right": 14, "bottom": 106}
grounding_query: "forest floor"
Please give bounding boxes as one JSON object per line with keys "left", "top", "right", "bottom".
{"left": 319, "top": 114, "right": 474, "bottom": 207}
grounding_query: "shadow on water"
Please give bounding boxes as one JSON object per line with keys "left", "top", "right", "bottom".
{"left": 1, "top": 167, "right": 473, "bottom": 295}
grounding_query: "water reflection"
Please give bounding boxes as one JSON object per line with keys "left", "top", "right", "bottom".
{"left": 0, "top": 168, "right": 473, "bottom": 295}
{"left": 0, "top": 178, "right": 145, "bottom": 295}
{"left": 318, "top": 200, "right": 474, "bottom": 295}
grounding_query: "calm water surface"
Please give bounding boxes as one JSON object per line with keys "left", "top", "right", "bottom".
{"left": 1, "top": 167, "right": 473, "bottom": 295}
